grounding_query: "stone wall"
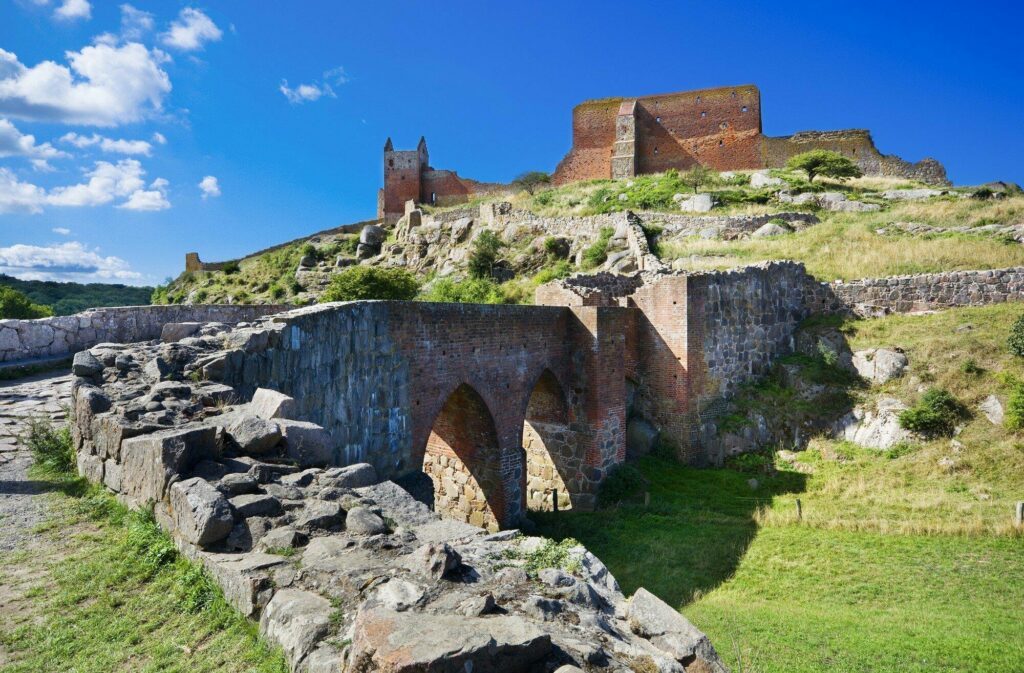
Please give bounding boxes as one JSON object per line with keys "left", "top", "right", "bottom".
{"left": 819, "top": 267, "right": 1024, "bottom": 315}
{"left": 762, "top": 130, "right": 950, "bottom": 186}
{"left": 0, "top": 304, "right": 286, "bottom": 363}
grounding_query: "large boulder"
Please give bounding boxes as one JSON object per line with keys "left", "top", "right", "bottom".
{"left": 250, "top": 388, "right": 296, "bottom": 420}
{"left": 405, "top": 542, "right": 461, "bottom": 581}
{"left": 259, "top": 589, "right": 334, "bottom": 668}
{"left": 346, "top": 506, "right": 387, "bottom": 535}
{"left": 228, "top": 416, "right": 282, "bottom": 455}
{"left": 121, "top": 425, "right": 219, "bottom": 504}
{"left": 169, "top": 477, "right": 235, "bottom": 546}
{"left": 279, "top": 420, "right": 335, "bottom": 467}
{"left": 677, "top": 193, "right": 715, "bottom": 213}
{"left": 750, "top": 170, "right": 783, "bottom": 188}
{"left": 320, "top": 463, "right": 377, "bottom": 488}
{"left": 834, "top": 397, "right": 913, "bottom": 449}
{"left": 979, "top": 395, "right": 1004, "bottom": 425}
{"left": 72, "top": 350, "right": 103, "bottom": 377}
{"left": 160, "top": 322, "right": 202, "bottom": 343}
{"left": 852, "top": 348, "right": 909, "bottom": 384}
{"left": 348, "top": 608, "right": 551, "bottom": 673}
{"left": 626, "top": 588, "right": 726, "bottom": 671}
{"left": 751, "top": 222, "right": 791, "bottom": 238}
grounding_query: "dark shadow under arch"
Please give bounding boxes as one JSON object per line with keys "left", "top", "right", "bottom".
{"left": 523, "top": 369, "right": 579, "bottom": 512}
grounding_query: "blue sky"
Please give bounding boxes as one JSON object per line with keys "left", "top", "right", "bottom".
{"left": 1, "top": 0, "right": 1022, "bottom": 286}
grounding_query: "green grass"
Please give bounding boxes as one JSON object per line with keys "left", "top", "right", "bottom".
{"left": 535, "top": 456, "right": 1024, "bottom": 673}
{"left": 0, "top": 425, "right": 287, "bottom": 673}
{"left": 535, "top": 304, "right": 1024, "bottom": 672}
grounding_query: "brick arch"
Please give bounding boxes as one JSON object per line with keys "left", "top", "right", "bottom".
{"left": 521, "top": 368, "right": 581, "bottom": 512}
{"left": 420, "top": 382, "right": 507, "bottom": 532}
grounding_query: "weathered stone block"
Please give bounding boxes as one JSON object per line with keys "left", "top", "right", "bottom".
{"left": 121, "top": 425, "right": 219, "bottom": 504}
{"left": 260, "top": 589, "right": 334, "bottom": 667}
{"left": 250, "top": 388, "right": 296, "bottom": 420}
{"left": 169, "top": 477, "right": 235, "bottom": 547}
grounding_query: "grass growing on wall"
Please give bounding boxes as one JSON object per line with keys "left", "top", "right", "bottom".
{"left": 0, "top": 422, "right": 288, "bottom": 673}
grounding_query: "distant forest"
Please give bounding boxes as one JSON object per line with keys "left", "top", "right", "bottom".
{"left": 0, "top": 274, "right": 154, "bottom": 316}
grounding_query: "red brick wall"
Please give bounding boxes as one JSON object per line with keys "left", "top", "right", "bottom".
{"left": 553, "top": 85, "right": 764, "bottom": 184}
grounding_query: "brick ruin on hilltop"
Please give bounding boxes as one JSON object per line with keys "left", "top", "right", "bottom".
{"left": 378, "top": 84, "right": 948, "bottom": 221}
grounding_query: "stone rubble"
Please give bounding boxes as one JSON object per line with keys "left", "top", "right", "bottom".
{"left": 67, "top": 332, "right": 729, "bottom": 673}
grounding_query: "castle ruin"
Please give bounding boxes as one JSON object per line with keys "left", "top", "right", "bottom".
{"left": 378, "top": 84, "right": 948, "bottom": 220}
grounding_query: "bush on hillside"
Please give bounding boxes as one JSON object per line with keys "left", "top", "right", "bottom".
{"left": 581, "top": 226, "right": 615, "bottom": 269}
{"left": 0, "top": 285, "right": 52, "bottom": 319}
{"left": 320, "top": 266, "right": 419, "bottom": 302}
{"left": 221, "top": 261, "right": 241, "bottom": 275}
{"left": 1007, "top": 315, "right": 1024, "bottom": 356}
{"left": 786, "top": 150, "right": 862, "bottom": 183}
{"left": 468, "top": 230, "right": 504, "bottom": 279}
{"left": 1005, "top": 383, "right": 1024, "bottom": 432}
{"left": 419, "top": 277, "right": 506, "bottom": 304}
{"left": 898, "top": 388, "right": 970, "bottom": 438}
{"left": 681, "top": 165, "right": 713, "bottom": 193}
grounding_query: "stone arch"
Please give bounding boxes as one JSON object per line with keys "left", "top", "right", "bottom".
{"left": 421, "top": 383, "right": 505, "bottom": 531}
{"left": 522, "top": 368, "right": 579, "bottom": 512}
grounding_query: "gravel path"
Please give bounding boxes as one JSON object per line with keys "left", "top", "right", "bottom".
{"left": 0, "top": 372, "right": 72, "bottom": 554}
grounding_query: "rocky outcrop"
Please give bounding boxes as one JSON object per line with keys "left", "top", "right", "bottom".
{"left": 852, "top": 348, "right": 909, "bottom": 384}
{"left": 69, "top": 333, "right": 729, "bottom": 673}
{"left": 834, "top": 397, "right": 913, "bottom": 449}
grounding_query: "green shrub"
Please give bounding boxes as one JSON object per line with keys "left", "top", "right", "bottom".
{"left": 532, "top": 260, "right": 573, "bottom": 285}
{"left": 898, "top": 388, "right": 970, "bottom": 438}
{"left": 468, "top": 230, "right": 503, "bottom": 279}
{"left": 221, "top": 260, "right": 240, "bottom": 275}
{"left": 512, "top": 171, "right": 551, "bottom": 195}
{"left": 24, "top": 418, "right": 74, "bottom": 474}
{"left": 597, "top": 462, "right": 649, "bottom": 508}
{"left": 268, "top": 284, "right": 286, "bottom": 300}
{"left": 1005, "top": 384, "right": 1024, "bottom": 432}
{"left": 300, "top": 243, "right": 317, "bottom": 259}
{"left": 420, "top": 277, "right": 506, "bottom": 304}
{"left": 960, "top": 358, "right": 984, "bottom": 375}
{"left": 725, "top": 451, "right": 774, "bottom": 473}
{"left": 1008, "top": 315, "right": 1024, "bottom": 356}
{"left": 0, "top": 285, "right": 52, "bottom": 319}
{"left": 321, "top": 266, "right": 420, "bottom": 302}
{"left": 581, "top": 226, "right": 614, "bottom": 269}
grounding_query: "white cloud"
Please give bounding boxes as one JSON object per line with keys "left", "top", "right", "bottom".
{"left": 0, "top": 118, "right": 67, "bottom": 161}
{"left": 119, "top": 176, "right": 169, "bottom": 211}
{"left": 60, "top": 131, "right": 152, "bottom": 155}
{"left": 0, "top": 241, "right": 141, "bottom": 282}
{"left": 198, "top": 174, "right": 220, "bottom": 199}
{"left": 31, "top": 158, "right": 55, "bottom": 172}
{"left": 53, "top": 0, "right": 91, "bottom": 21}
{"left": 120, "top": 4, "right": 154, "bottom": 40}
{"left": 0, "top": 43, "right": 171, "bottom": 126}
{"left": 0, "top": 158, "right": 170, "bottom": 212}
{"left": 279, "top": 66, "right": 348, "bottom": 104}
{"left": 48, "top": 158, "right": 145, "bottom": 207}
{"left": 161, "top": 8, "right": 222, "bottom": 51}
{"left": 0, "top": 168, "right": 47, "bottom": 214}
{"left": 151, "top": 131, "right": 166, "bottom": 144}
{"left": 52, "top": 227, "right": 71, "bottom": 235}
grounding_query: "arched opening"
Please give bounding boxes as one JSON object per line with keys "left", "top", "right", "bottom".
{"left": 422, "top": 384, "right": 504, "bottom": 531}
{"left": 523, "top": 369, "right": 577, "bottom": 512}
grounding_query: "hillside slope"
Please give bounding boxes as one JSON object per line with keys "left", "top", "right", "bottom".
{"left": 157, "top": 169, "right": 1024, "bottom": 307}
{"left": 0, "top": 275, "right": 154, "bottom": 316}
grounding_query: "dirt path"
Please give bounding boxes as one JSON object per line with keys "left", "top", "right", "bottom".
{"left": 0, "top": 372, "right": 72, "bottom": 555}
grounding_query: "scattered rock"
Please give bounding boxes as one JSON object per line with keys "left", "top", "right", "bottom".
{"left": 626, "top": 588, "right": 724, "bottom": 670}
{"left": 258, "top": 526, "right": 307, "bottom": 551}
{"left": 405, "top": 542, "right": 461, "bottom": 580}
{"left": 169, "top": 477, "right": 235, "bottom": 547}
{"left": 228, "top": 416, "right": 282, "bottom": 455}
{"left": 677, "top": 193, "right": 715, "bottom": 213}
{"left": 459, "top": 592, "right": 496, "bottom": 617}
{"left": 321, "top": 463, "right": 377, "bottom": 488}
{"left": 259, "top": 589, "right": 334, "bottom": 668}
{"left": 278, "top": 420, "right": 335, "bottom": 467}
{"left": 751, "top": 222, "right": 790, "bottom": 238}
{"left": 979, "top": 395, "right": 1004, "bottom": 425}
{"left": 218, "top": 472, "right": 259, "bottom": 495}
{"left": 72, "top": 350, "right": 103, "bottom": 377}
{"left": 835, "top": 397, "right": 913, "bottom": 449}
{"left": 160, "top": 322, "right": 202, "bottom": 343}
{"left": 250, "top": 388, "right": 296, "bottom": 420}
{"left": 750, "top": 170, "right": 783, "bottom": 188}
{"left": 852, "top": 348, "right": 909, "bottom": 384}
{"left": 346, "top": 506, "right": 387, "bottom": 535}
{"left": 295, "top": 500, "right": 345, "bottom": 531}
{"left": 348, "top": 608, "right": 551, "bottom": 673}
{"left": 230, "top": 493, "right": 283, "bottom": 518}
{"left": 376, "top": 579, "right": 425, "bottom": 612}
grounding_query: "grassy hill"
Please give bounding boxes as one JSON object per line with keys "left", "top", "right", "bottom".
{"left": 536, "top": 303, "right": 1024, "bottom": 672}
{"left": 0, "top": 275, "right": 154, "bottom": 316}
{"left": 158, "top": 170, "right": 1024, "bottom": 308}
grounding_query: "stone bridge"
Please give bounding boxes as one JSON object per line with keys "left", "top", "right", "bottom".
{"left": 218, "top": 301, "right": 631, "bottom": 529}
{"left": 212, "top": 261, "right": 824, "bottom": 529}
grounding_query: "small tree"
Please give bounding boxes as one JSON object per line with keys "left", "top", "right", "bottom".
{"left": 468, "top": 230, "right": 503, "bottom": 279}
{"left": 320, "top": 266, "right": 419, "bottom": 302}
{"left": 681, "top": 165, "right": 712, "bottom": 193}
{"left": 0, "top": 285, "right": 51, "bottom": 319}
{"left": 512, "top": 171, "right": 551, "bottom": 195}
{"left": 786, "top": 150, "right": 862, "bottom": 183}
